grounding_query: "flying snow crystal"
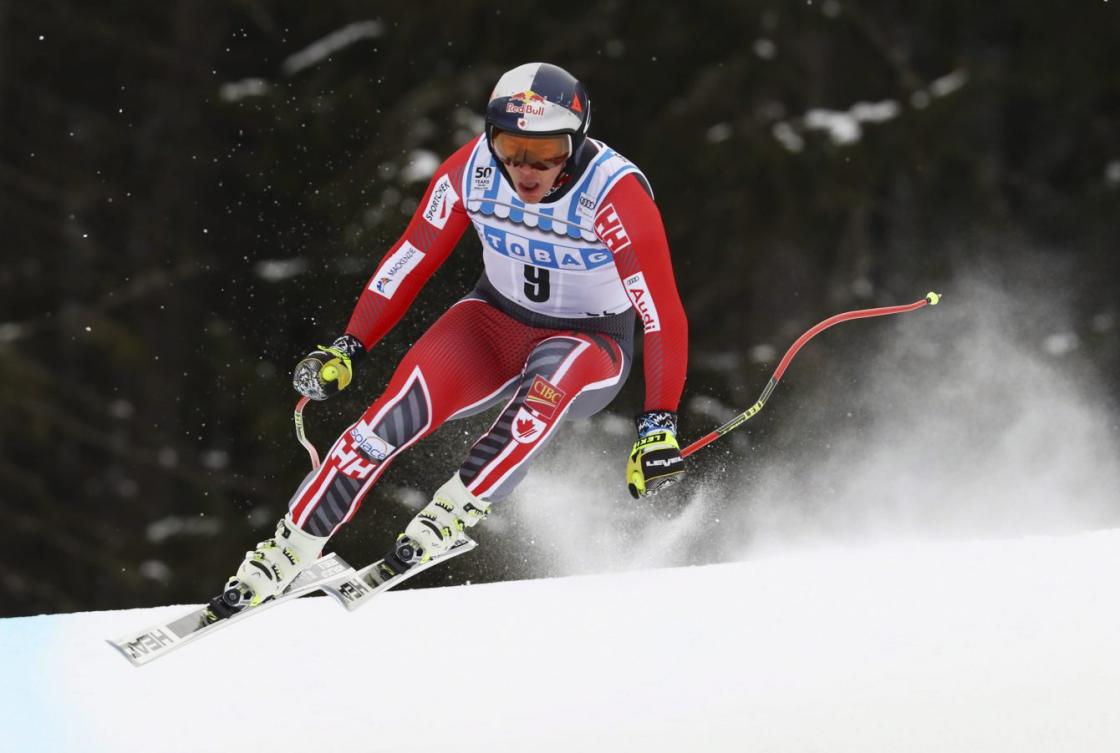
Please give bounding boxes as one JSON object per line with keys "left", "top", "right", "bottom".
{"left": 219, "top": 78, "right": 271, "bottom": 102}
{"left": 1043, "top": 332, "right": 1079, "bottom": 356}
{"left": 145, "top": 516, "right": 223, "bottom": 543}
{"left": 201, "top": 450, "right": 230, "bottom": 471}
{"left": 689, "top": 394, "right": 738, "bottom": 422}
{"left": 849, "top": 100, "right": 901, "bottom": 123}
{"left": 254, "top": 258, "right": 308, "bottom": 282}
{"left": 803, "top": 100, "right": 900, "bottom": 145}
{"left": 929, "top": 69, "right": 969, "bottom": 98}
{"left": 912, "top": 68, "right": 970, "bottom": 109}
{"left": 400, "top": 150, "right": 440, "bottom": 183}
{"left": 803, "top": 109, "right": 862, "bottom": 144}
{"left": 0, "top": 322, "right": 25, "bottom": 343}
{"left": 850, "top": 276, "right": 874, "bottom": 297}
{"left": 108, "top": 399, "right": 134, "bottom": 419}
{"left": 749, "top": 343, "right": 778, "bottom": 363}
{"left": 157, "top": 448, "right": 179, "bottom": 468}
{"left": 771, "top": 121, "right": 804, "bottom": 152}
{"left": 706, "top": 123, "right": 733, "bottom": 143}
{"left": 282, "top": 20, "right": 384, "bottom": 75}
{"left": 1105, "top": 161, "right": 1120, "bottom": 188}
{"left": 139, "top": 560, "right": 172, "bottom": 583}
{"left": 753, "top": 38, "right": 777, "bottom": 59}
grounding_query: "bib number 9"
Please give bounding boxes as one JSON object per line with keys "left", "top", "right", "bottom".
{"left": 523, "top": 265, "right": 551, "bottom": 303}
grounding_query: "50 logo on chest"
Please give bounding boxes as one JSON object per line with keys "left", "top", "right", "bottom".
{"left": 473, "top": 165, "right": 495, "bottom": 192}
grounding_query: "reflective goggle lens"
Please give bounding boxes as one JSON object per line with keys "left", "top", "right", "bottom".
{"left": 492, "top": 130, "right": 570, "bottom": 170}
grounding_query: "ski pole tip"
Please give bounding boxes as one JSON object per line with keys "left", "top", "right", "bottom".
{"left": 926, "top": 291, "right": 942, "bottom": 306}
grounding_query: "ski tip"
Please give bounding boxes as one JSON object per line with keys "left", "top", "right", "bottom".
{"left": 106, "top": 638, "right": 145, "bottom": 668}
{"left": 925, "top": 291, "right": 942, "bottom": 306}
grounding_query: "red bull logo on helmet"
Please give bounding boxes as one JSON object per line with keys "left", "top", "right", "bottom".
{"left": 505, "top": 89, "right": 547, "bottom": 117}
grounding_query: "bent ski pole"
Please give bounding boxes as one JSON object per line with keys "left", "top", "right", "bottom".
{"left": 294, "top": 395, "right": 321, "bottom": 471}
{"left": 680, "top": 292, "right": 941, "bottom": 459}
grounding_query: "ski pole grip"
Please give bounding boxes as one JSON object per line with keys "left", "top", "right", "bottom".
{"left": 294, "top": 396, "right": 321, "bottom": 471}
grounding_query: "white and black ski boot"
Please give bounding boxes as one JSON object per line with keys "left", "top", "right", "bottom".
{"left": 379, "top": 473, "right": 489, "bottom": 577}
{"left": 215, "top": 515, "right": 330, "bottom": 616}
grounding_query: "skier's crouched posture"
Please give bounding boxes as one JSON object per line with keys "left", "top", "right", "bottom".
{"left": 223, "top": 62, "right": 689, "bottom": 609}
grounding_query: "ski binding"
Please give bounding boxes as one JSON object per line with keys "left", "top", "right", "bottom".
{"left": 322, "top": 537, "right": 477, "bottom": 612}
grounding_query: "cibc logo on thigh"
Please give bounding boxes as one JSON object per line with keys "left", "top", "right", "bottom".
{"left": 525, "top": 375, "right": 565, "bottom": 419}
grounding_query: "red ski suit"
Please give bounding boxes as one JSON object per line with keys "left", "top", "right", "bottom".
{"left": 290, "top": 137, "right": 687, "bottom": 537}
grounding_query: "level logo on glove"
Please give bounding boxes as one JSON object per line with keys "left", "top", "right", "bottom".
{"left": 627, "top": 411, "right": 685, "bottom": 498}
{"left": 292, "top": 335, "right": 365, "bottom": 401}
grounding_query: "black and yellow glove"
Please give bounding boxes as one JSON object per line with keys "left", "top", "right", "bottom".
{"left": 626, "top": 411, "right": 685, "bottom": 498}
{"left": 292, "top": 334, "right": 366, "bottom": 401}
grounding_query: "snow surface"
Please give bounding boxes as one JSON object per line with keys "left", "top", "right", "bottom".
{"left": 3, "top": 530, "right": 1120, "bottom": 753}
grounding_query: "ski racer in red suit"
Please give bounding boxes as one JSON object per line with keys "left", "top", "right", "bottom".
{"left": 218, "top": 62, "right": 689, "bottom": 609}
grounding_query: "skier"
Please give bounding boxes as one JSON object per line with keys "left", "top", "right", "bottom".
{"left": 219, "top": 62, "right": 689, "bottom": 610}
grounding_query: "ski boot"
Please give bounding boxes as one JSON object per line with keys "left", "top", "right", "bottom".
{"left": 378, "top": 473, "right": 489, "bottom": 578}
{"left": 211, "top": 514, "right": 330, "bottom": 618}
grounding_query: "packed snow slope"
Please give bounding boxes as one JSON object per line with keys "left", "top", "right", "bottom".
{"left": 3, "top": 529, "right": 1120, "bottom": 753}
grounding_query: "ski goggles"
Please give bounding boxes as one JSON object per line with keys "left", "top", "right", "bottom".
{"left": 491, "top": 130, "right": 571, "bottom": 170}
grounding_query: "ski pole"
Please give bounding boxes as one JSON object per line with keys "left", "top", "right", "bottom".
{"left": 294, "top": 395, "right": 321, "bottom": 471}
{"left": 680, "top": 291, "right": 941, "bottom": 459}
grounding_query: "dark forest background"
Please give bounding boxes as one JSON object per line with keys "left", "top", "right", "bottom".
{"left": 1, "top": 1, "right": 1117, "bottom": 617}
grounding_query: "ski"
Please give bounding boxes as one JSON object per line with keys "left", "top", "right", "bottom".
{"left": 322, "top": 537, "right": 477, "bottom": 612}
{"left": 107, "top": 552, "right": 355, "bottom": 667}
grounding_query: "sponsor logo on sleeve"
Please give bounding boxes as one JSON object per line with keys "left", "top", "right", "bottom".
{"left": 368, "top": 241, "right": 425, "bottom": 299}
{"left": 593, "top": 203, "right": 631, "bottom": 254}
{"left": 330, "top": 431, "right": 388, "bottom": 480}
{"left": 422, "top": 174, "right": 458, "bottom": 230}
{"left": 348, "top": 427, "right": 394, "bottom": 462}
{"left": 525, "top": 375, "right": 566, "bottom": 420}
{"left": 624, "top": 272, "right": 661, "bottom": 333}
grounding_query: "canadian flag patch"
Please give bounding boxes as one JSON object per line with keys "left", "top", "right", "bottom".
{"left": 511, "top": 407, "right": 547, "bottom": 444}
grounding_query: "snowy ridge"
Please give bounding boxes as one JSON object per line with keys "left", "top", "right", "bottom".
{"left": 3, "top": 530, "right": 1120, "bottom": 753}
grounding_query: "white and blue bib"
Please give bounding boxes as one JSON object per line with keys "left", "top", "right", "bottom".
{"left": 461, "top": 136, "right": 646, "bottom": 319}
